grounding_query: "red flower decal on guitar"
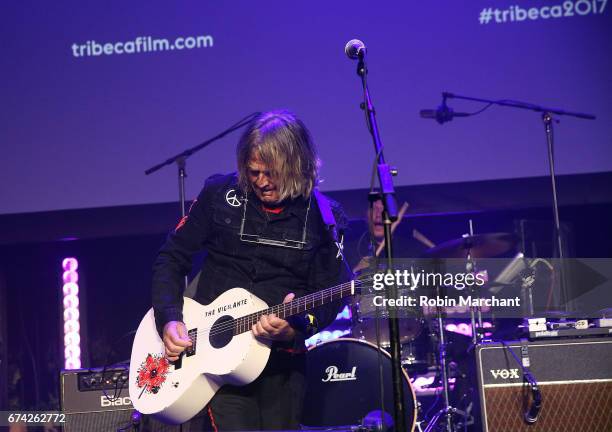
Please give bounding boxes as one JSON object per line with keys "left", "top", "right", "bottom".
{"left": 136, "top": 354, "right": 170, "bottom": 397}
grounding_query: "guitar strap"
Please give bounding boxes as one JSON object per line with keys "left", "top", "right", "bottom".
{"left": 313, "top": 188, "right": 339, "bottom": 242}
{"left": 313, "top": 189, "right": 354, "bottom": 278}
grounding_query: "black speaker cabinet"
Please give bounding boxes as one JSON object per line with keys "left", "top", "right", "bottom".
{"left": 476, "top": 337, "right": 612, "bottom": 431}
{"left": 60, "top": 366, "right": 188, "bottom": 431}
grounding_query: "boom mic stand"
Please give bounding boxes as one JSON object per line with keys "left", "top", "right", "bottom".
{"left": 145, "top": 112, "right": 260, "bottom": 218}
{"left": 348, "top": 42, "right": 406, "bottom": 432}
{"left": 437, "top": 92, "right": 596, "bottom": 309}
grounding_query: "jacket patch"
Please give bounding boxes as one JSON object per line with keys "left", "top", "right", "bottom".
{"left": 225, "top": 189, "right": 241, "bottom": 207}
{"left": 335, "top": 234, "right": 345, "bottom": 260}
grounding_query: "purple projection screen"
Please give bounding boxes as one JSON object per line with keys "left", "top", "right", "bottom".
{"left": 2, "top": 1, "right": 611, "bottom": 215}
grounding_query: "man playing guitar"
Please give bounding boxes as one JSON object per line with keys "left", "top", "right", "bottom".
{"left": 151, "top": 110, "right": 351, "bottom": 430}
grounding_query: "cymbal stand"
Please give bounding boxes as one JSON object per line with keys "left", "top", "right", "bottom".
{"left": 465, "top": 221, "right": 485, "bottom": 344}
{"left": 424, "top": 270, "right": 466, "bottom": 432}
{"left": 466, "top": 254, "right": 479, "bottom": 345}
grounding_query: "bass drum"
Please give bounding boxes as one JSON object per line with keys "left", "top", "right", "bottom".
{"left": 301, "top": 338, "right": 417, "bottom": 431}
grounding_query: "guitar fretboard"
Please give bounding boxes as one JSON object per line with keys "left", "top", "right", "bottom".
{"left": 232, "top": 279, "right": 362, "bottom": 335}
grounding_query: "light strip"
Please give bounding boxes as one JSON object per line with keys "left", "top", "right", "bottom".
{"left": 62, "top": 257, "right": 81, "bottom": 369}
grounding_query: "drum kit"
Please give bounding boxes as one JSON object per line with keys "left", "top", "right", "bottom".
{"left": 302, "top": 231, "right": 519, "bottom": 432}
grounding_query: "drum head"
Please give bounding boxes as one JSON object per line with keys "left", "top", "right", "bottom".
{"left": 302, "top": 338, "right": 416, "bottom": 430}
{"left": 353, "top": 291, "right": 424, "bottom": 345}
{"left": 353, "top": 315, "right": 423, "bottom": 347}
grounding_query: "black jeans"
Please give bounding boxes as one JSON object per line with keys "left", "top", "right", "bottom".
{"left": 207, "top": 350, "right": 306, "bottom": 431}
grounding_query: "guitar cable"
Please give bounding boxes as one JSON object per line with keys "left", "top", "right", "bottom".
{"left": 499, "top": 340, "right": 542, "bottom": 424}
{"left": 100, "top": 329, "right": 136, "bottom": 402}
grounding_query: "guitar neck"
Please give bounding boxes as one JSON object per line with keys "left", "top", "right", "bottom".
{"left": 233, "top": 279, "right": 359, "bottom": 335}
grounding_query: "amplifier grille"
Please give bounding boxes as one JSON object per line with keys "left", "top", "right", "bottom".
{"left": 484, "top": 382, "right": 612, "bottom": 432}
{"left": 64, "top": 409, "right": 132, "bottom": 432}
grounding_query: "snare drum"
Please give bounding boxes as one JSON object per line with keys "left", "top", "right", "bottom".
{"left": 301, "top": 338, "right": 417, "bottom": 431}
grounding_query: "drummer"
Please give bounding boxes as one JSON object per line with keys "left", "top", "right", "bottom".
{"left": 349, "top": 195, "right": 431, "bottom": 346}
{"left": 352, "top": 194, "right": 430, "bottom": 275}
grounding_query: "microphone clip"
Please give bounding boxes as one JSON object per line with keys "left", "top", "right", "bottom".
{"left": 357, "top": 59, "right": 367, "bottom": 78}
{"left": 435, "top": 95, "right": 454, "bottom": 124}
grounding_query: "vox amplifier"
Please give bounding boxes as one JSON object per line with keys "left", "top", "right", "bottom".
{"left": 476, "top": 337, "right": 612, "bottom": 431}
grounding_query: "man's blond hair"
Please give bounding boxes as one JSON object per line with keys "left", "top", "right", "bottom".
{"left": 237, "top": 110, "right": 319, "bottom": 201}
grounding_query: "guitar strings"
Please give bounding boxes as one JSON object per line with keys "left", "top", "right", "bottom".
{"left": 222, "top": 276, "right": 374, "bottom": 336}
{"left": 185, "top": 285, "right": 350, "bottom": 342}
{"left": 196, "top": 279, "right": 364, "bottom": 338}
{"left": 185, "top": 277, "right": 372, "bottom": 341}
{"left": 222, "top": 281, "right": 359, "bottom": 335}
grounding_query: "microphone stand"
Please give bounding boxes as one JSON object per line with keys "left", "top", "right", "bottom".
{"left": 144, "top": 112, "right": 260, "bottom": 288}
{"left": 442, "top": 92, "right": 596, "bottom": 309}
{"left": 353, "top": 53, "right": 406, "bottom": 432}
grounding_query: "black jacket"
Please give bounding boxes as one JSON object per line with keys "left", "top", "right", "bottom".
{"left": 152, "top": 173, "right": 350, "bottom": 337}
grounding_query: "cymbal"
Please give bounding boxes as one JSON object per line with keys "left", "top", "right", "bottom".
{"left": 424, "top": 232, "right": 518, "bottom": 259}
{"left": 597, "top": 308, "right": 612, "bottom": 318}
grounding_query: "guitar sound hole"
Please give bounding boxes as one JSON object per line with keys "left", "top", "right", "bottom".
{"left": 209, "top": 315, "right": 234, "bottom": 349}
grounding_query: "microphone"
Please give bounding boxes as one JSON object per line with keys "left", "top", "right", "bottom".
{"left": 420, "top": 103, "right": 470, "bottom": 124}
{"left": 345, "top": 39, "right": 366, "bottom": 60}
{"left": 524, "top": 373, "right": 542, "bottom": 424}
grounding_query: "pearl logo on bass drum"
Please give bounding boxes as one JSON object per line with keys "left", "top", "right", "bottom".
{"left": 100, "top": 396, "right": 133, "bottom": 408}
{"left": 490, "top": 368, "right": 520, "bottom": 380}
{"left": 322, "top": 366, "right": 357, "bottom": 382}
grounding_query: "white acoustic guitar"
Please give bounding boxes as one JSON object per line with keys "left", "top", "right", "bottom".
{"left": 129, "top": 279, "right": 362, "bottom": 425}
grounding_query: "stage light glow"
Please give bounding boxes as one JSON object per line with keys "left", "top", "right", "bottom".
{"left": 64, "top": 332, "right": 81, "bottom": 346}
{"left": 305, "top": 329, "right": 351, "bottom": 347}
{"left": 64, "top": 320, "right": 80, "bottom": 334}
{"left": 63, "top": 270, "right": 79, "bottom": 284}
{"left": 62, "top": 257, "right": 78, "bottom": 271}
{"left": 332, "top": 330, "right": 344, "bottom": 339}
{"left": 445, "top": 321, "right": 492, "bottom": 337}
{"left": 65, "top": 345, "right": 81, "bottom": 359}
{"left": 62, "top": 257, "right": 81, "bottom": 369}
{"left": 63, "top": 308, "right": 79, "bottom": 322}
{"left": 336, "top": 305, "right": 352, "bottom": 320}
{"left": 62, "top": 282, "right": 79, "bottom": 296}
{"left": 63, "top": 294, "right": 79, "bottom": 309}
{"left": 65, "top": 358, "right": 80, "bottom": 369}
